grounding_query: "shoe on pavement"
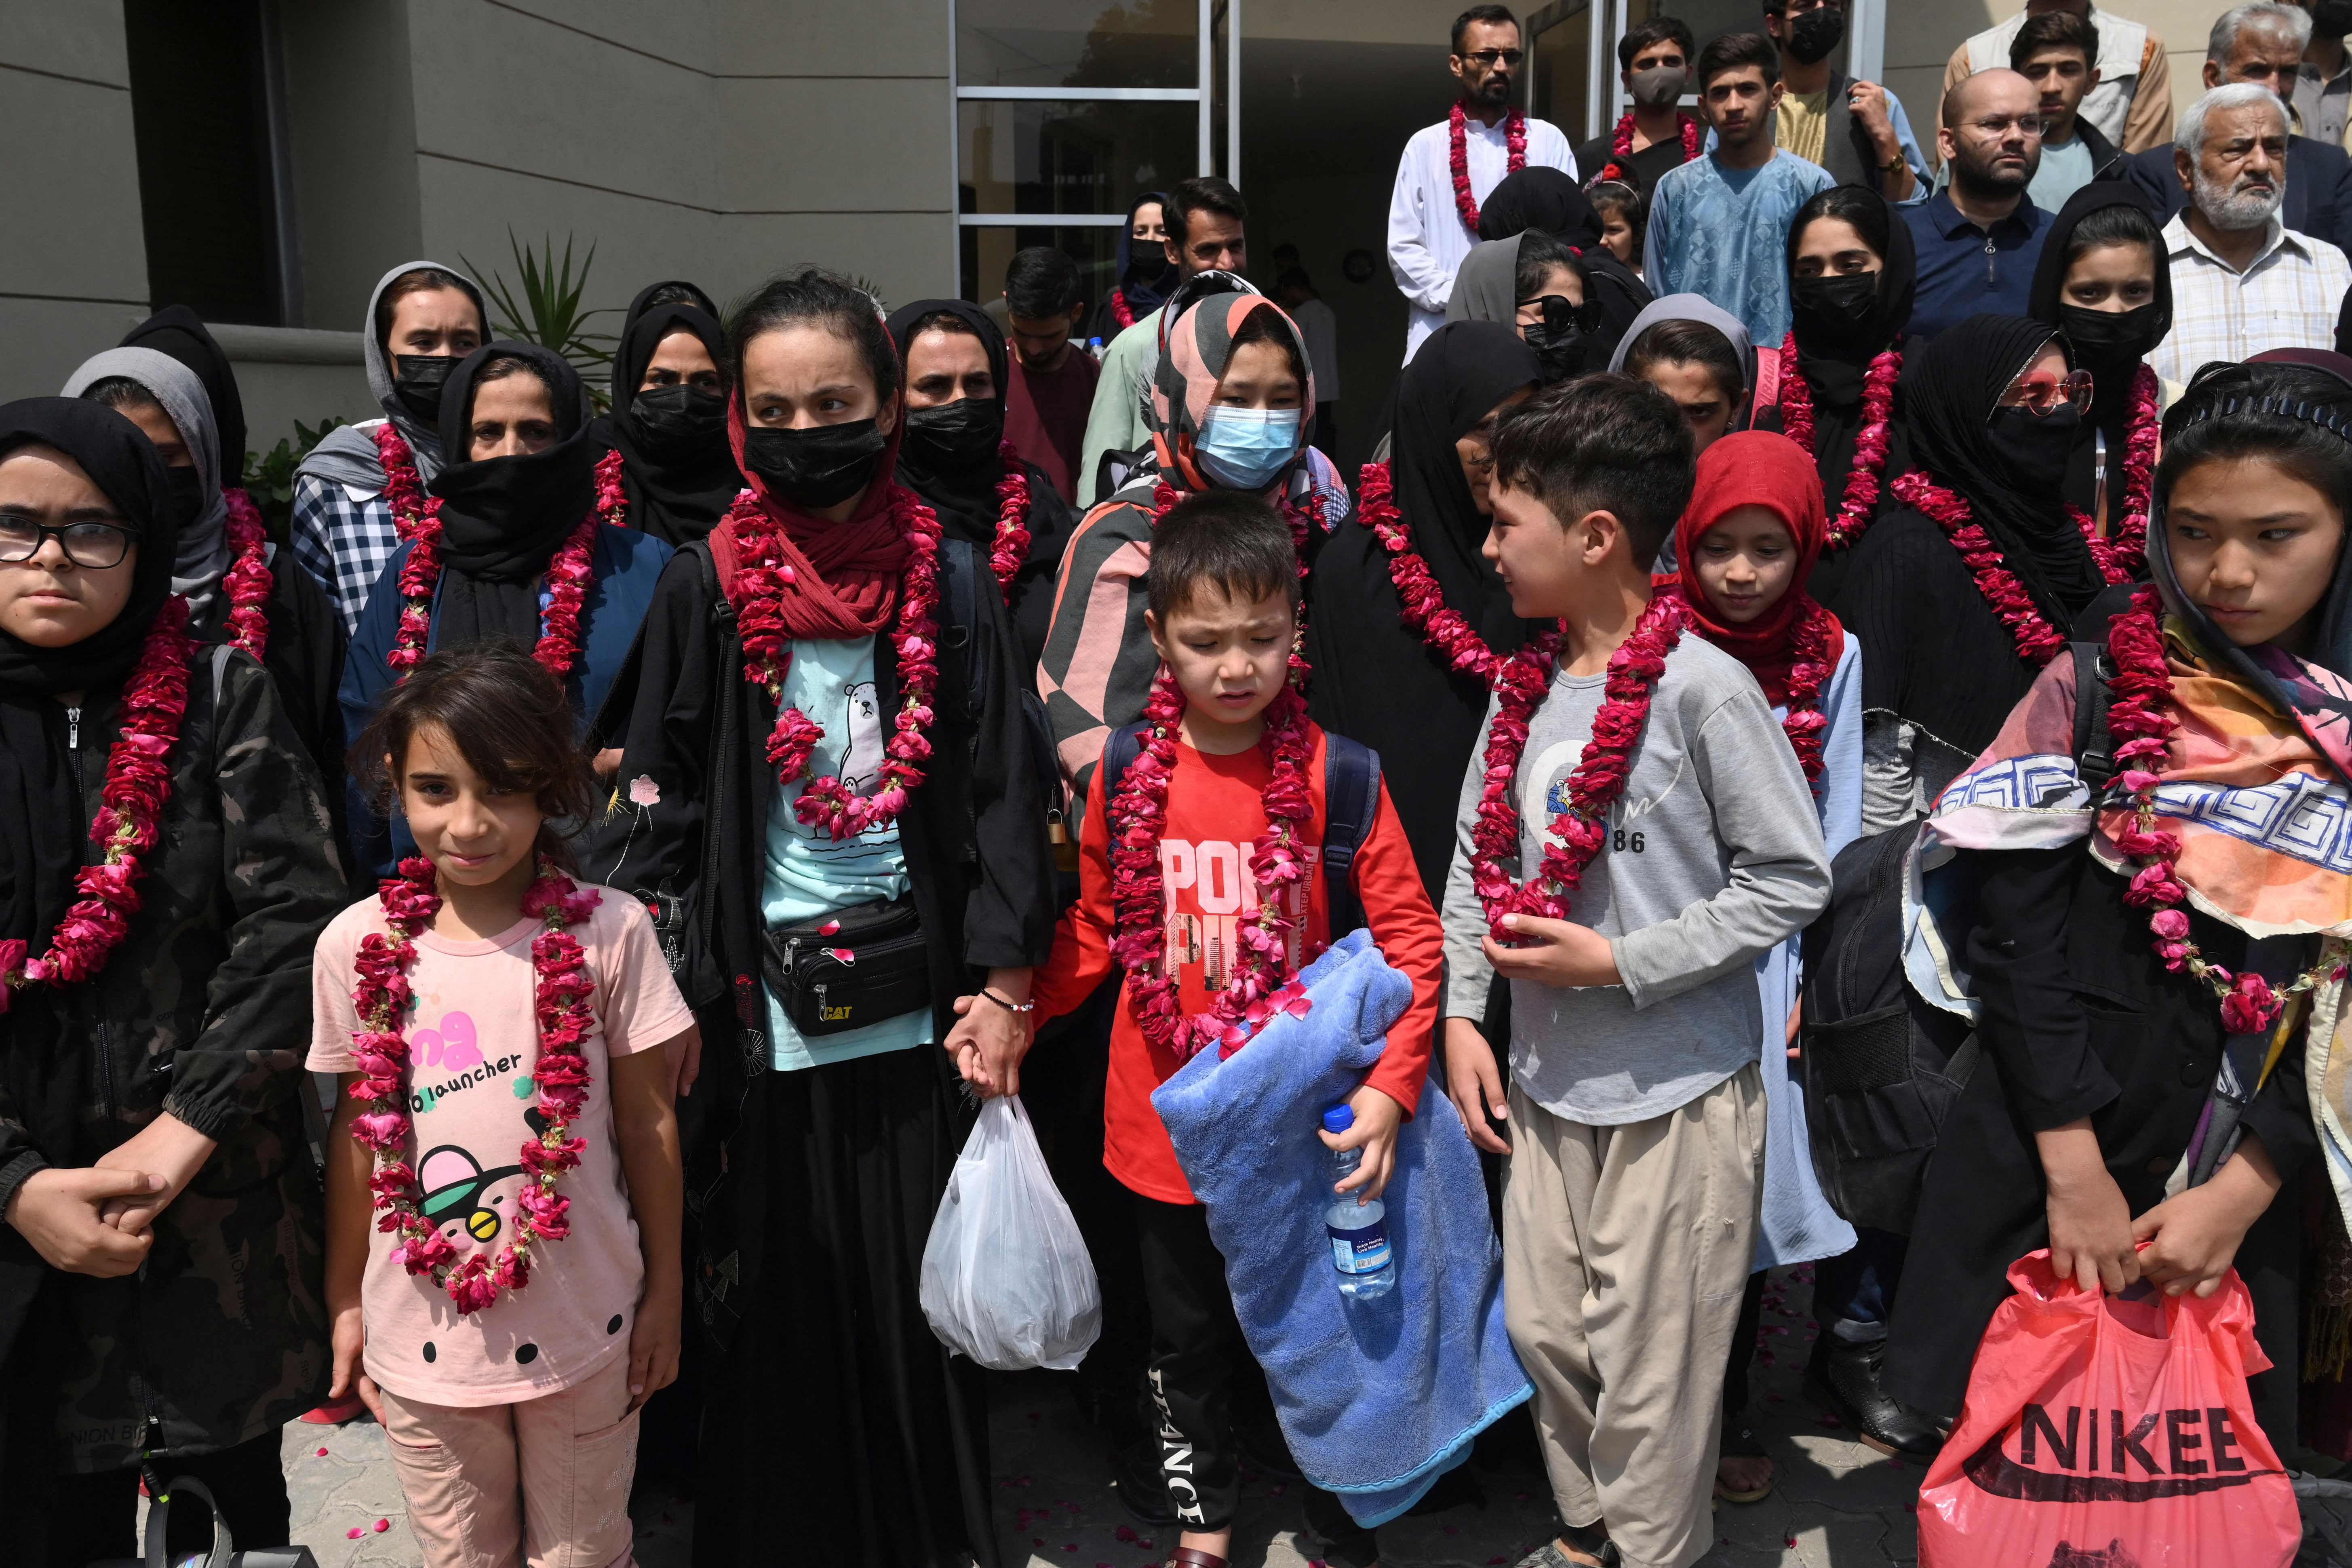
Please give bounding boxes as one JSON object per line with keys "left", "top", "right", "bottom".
{"left": 1805, "top": 1334, "right": 1942, "bottom": 1456}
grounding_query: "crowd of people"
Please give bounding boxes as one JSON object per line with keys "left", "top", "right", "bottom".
{"left": 12, "top": 1, "right": 2352, "bottom": 1566}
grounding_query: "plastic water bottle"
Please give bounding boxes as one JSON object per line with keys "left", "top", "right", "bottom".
{"left": 1323, "top": 1104, "right": 1395, "bottom": 1299}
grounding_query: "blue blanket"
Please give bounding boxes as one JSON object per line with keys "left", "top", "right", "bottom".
{"left": 1151, "top": 930, "right": 1532, "bottom": 1526}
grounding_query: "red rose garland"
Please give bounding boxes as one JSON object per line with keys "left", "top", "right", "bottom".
{"left": 1449, "top": 101, "right": 1528, "bottom": 234}
{"left": 1667, "top": 584, "right": 1838, "bottom": 790}
{"left": 373, "top": 424, "right": 434, "bottom": 543}
{"left": 1469, "top": 594, "right": 1686, "bottom": 942}
{"left": 1355, "top": 460, "right": 1502, "bottom": 683}
{"left": 347, "top": 856, "right": 601, "bottom": 1314}
{"left": 726, "top": 484, "right": 945, "bottom": 840}
{"left": 1777, "top": 335, "right": 1902, "bottom": 549}
{"left": 219, "top": 486, "right": 275, "bottom": 660}
{"left": 988, "top": 440, "right": 1033, "bottom": 604}
{"left": 1108, "top": 666, "right": 1318, "bottom": 1058}
{"left": 1889, "top": 468, "right": 2137, "bottom": 668}
{"left": 385, "top": 449, "right": 628, "bottom": 682}
{"left": 2100, "top": 585, "right": 2345, "bottom": 1035}
{"left": 1598, "top": 108, "right": 1700, "bottom": 183}
{"left": 2067, "top": 365, "right": 2161, "bottom": 584}
{"left": 1111, "top": 289, "right": 1136, "bottom": 330}
{"left": 0, "top": 596, "right": 196, "bottom": 1011}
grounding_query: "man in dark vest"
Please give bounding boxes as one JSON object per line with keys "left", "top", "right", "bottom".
{"left": 1761, "top": 0, "right": 1929, "bottom": 200}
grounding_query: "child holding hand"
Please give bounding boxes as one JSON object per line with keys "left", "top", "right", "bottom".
{"left": 1439, "top": 378, "right": 1831, "bottom": 1568}
{"left": 950, "top": 491, "right": 1445, "bottom": 1568}
{"left": 311, "top": 645, "right": 695, "bottom": 1568}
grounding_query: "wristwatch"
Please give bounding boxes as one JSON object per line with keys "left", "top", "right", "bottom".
{"left": 1881, "top": 150, "right": 1907, "bottom": 175}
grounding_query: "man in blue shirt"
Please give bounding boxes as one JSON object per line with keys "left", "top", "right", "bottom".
{"left": 1902, "top": 68, "right": 2051, "bottom": 337}
{"left": 1646, "top": 31, "right": 1836, "bottom": 345}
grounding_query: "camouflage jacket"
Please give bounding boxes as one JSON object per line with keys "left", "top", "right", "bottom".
{"left": 0, "top": 645, "right": 346, "bottom": 1472}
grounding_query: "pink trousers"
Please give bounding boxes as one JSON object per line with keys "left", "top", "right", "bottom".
{"left": 377, "top": 1351, "right": 640, "bottom": 1568}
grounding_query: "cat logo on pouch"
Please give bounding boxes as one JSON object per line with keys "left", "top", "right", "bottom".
{"left": 822, "top": 1003, "right": 852, "bottom": 1023}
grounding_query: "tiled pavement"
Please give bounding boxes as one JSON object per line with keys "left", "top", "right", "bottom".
{"left": 282, "top": 1265, "right": 1931, "bottom": 1568}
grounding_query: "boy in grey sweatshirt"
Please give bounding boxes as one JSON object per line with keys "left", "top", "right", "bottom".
{"left": 1442, "top": 378, "right": 1830, "bottom": 1568}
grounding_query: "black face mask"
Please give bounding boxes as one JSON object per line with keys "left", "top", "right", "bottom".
{"left": 393, "top": 354, "right": 459, "bottom": 424}
{"left": 902, "top": 398, "right": 1006, "bottom": 473}
{"left": 1786, "top": 6, "right": 1845, "bottom": 64}
{"left": 2058, "top": 301, "right": 2165, "bottom": 366}
{"left": 626, "top": 384, "right": 727, "bottom": 461}
{"left": 740, "top": 420, "right": 889, "bottom": 510}
{"left": 1522, "top": 296, "right": 1596, "bottom": 384}
{"left": 2314, "top": 0, "right": 2352, "bottom": 36}
{"left": 163, "top": 466, "right": 206, "bottom": 530}
{"left": 1990, "top": 404, "right": 2082, "bottom": 491}
{"left": 1790, "top": 272, "right": 1880, "bottom": 349}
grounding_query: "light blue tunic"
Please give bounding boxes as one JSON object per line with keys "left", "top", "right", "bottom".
{"left": 1754, "top": 635, "right": 1863, "bottom": 1269}
{"left": 759, "top": 635, "right": 936, "bottom": 1072}
{"left": 1645, "top": 150, "right": 1837, "bottom": 347}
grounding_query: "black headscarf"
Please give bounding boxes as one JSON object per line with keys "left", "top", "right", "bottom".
{"left": 2027, "top": 181, "right": 2175, "bottom": 520}
{"left": 0, "top": 399, "right": 178, "bottom": 956}
{"left": 1478, "top": 167, "right": 1605, "bottom": 251}
{"left": 601, "top": 293, "right": 737, "bottom": 546}
{"left": 1785, "top": 188, "right": 1917, "bottom": 515}
{"left": 883, "top": 299, "right": 1012, "bottom": 548}
{"left": 1306, "top": 322, "right": 1542, "bottom": 903}
{"left": 623, "top": 278, "right": 719, "bottom": 321}
{"left": 1899, "top": 314, "right": 2106, "bottom": 621}
{"left": 1116, "top": 191, "right": 1178, "bottom": 319}
{"left": 427, "top": 343, "right": 598, "bottom": 653}
{"left": 119, "top": 305, "right": 245, "bottom": 482}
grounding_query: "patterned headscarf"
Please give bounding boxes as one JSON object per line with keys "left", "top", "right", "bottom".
{"left": 1148, "top": 293, "right": 1316, "bottom": 493}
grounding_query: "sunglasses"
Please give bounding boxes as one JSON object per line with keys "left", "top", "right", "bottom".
{"left": 2000, "top": 368, "right": 2094, "bottom": 417}
{"left": 1458, "top": 48, "right": 1524, "bottom": 66}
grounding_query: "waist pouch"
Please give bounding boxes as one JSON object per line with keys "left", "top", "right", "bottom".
{"left": 759, "top": 896, "right": 930, "bottom": 1037}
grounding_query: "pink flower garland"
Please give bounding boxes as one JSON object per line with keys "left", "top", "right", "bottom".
{"left": 1355, "top": 460, "right": 1501, "bottom": 683}
{"left": 385, "top": 449, "right": 627, "bottom": 683}
{"left": 988, "top": 440, "right": 1033, "bottom": 605}
{"left": 219, "top": 486, "right": 274, "bottom": 660}
{"left": 1110, "top": 290, "right": 1136, "bottom": 330}
{"left": 347, "top": 856, "right": 601, "bottom": 1314}
{"left": 0, "top": 597, "right": 197, "bottom": 1011}
{"left": 1667, "top": 588, "right": 1839, "bottom": 790}
{"left": 2067, "top": 365, "right": 2161, "bottom": 584}
{"left": 1449, "top": 101, "right": 1528, "bottom": 234}
{"left": 1469, "top": 594, "right": 1685, "bottom": 942}
{"left": 725, "top": 483, "right": 945, "bottom": 840}
{"left": 1107, "top": 664, "right": 1318, "bottom": 1059}
{"left": 2100, "top": 586, "right": 2345, "bottom": 1035}
{"left": 373, "top": 424, "right": 434, "bottom": 543}
{"left": 1889, "top": 470, "right": 2072, "bottom": 667}
{"left": 1777, "top": 335, "right": 1902, "bottom": 549}
{"left": 1598, "top": 108, "right": 1700, "bottom": 183}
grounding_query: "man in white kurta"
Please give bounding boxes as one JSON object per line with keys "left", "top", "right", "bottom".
{"left": 1386, "top": 7, "right": 1576, "bottom": 361}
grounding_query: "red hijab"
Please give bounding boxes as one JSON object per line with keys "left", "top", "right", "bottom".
{"left": 712, "top": 337, "right": 913, "bottom": 641}
{"left": 1672, "top": 430, "right": 1844, "bottom": 706}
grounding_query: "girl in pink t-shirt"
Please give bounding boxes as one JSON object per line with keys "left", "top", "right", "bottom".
{"left": 311, "top": 645, "right": 696, "bottom": 1568}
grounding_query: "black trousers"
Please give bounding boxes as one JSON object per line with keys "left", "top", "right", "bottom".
{"left": 1132, "top": 1195, "right": 1377, "bottom": 1567}
{"left": 42, "top": 1428, "right": 291, "bottom": 1568}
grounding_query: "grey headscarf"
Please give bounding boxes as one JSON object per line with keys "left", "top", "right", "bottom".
{"left": 296, "top": 258, "right": 488, "bottom": 495}
{"left": 1607, "top": 293, "right": 1755, "bottom": 385}
{"left": 1446, "top": 236, "right": 1524, "bottom": 328}
{"left": 60, "top": 346, "right": 232, "bottom": 624}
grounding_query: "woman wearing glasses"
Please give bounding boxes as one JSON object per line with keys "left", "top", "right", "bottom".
{"left": 0, "top": 399, "right": 346, "bottom": 1562}
{"left": 1838, "top": 314, "right": 2108, "bottom": 833}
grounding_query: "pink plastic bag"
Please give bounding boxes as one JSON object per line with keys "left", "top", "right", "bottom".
{"left": 1918, "top": 1250, "right": 2300, "bottom": 1568}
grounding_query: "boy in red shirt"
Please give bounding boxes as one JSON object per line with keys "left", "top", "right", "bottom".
{"left": 948, "top": 490, "right": 1443, "bottom": 1568}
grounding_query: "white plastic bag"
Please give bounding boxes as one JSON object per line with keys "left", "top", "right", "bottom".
{"left": 919, "top": 1095, "right": 1102, "bottom": 1370}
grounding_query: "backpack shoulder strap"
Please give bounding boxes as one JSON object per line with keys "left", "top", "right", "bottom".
{"left": 1321, "top": 734, "right": 1382, "bottom": 937}
{"left": 934, "top": 536, "right": 990, "bottom": 720}
{"left": 1751, "top": 341, "right": 1782, "bottom": 417}
{"left": 1100, "top": 721, "right": 1149, "bottom": 810}
{"left": 2071, "top": 640, "right": 2119, "bottom": 794}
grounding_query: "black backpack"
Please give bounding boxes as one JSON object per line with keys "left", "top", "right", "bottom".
{"left": 1797, "top": 640, "right": 2115, "bottom": 1234}
{"left": 1097, "top": 721, "right": 1385, "bottom": 935}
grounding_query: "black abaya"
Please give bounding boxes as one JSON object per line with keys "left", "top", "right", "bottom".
{"left": 1305, "top": 321, "right": 1542, "bottom": 904}
{"left": 596, "top": 292, "right": 741, "bottom": 547}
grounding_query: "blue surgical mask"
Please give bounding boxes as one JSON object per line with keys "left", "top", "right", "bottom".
{"left": 1195, "top": 406, "right": 1303, "bottom": 491}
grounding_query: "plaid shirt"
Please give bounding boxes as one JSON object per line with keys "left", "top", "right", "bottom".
{"left": 290, "top": 470, "right": 400, "bottom": 635}
{"left": 2149, "top": 213, "right": 2352, "bottom": 387}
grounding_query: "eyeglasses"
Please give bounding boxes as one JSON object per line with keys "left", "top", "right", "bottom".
{"left": 1459, "top": 48, "right": 1525, "bottom": 66}
{"left": 1966, "top": 114, "right": 2049, "bottom": 139}
{"left": 2000, "top": 368, "right": 2094, "bottom": 417}
{"left": 0, "top": 517, "right": 135, "bottom": 569}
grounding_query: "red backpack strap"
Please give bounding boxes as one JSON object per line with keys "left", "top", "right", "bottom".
{"left": 1752, "top": 343, "right": 1782, "bottom": 418}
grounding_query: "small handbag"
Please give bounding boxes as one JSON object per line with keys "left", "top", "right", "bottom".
{"left": 90, "top": 1475, "right": 320, "bottom": 1568}
{"left": 759, "top": 895, "right": 931, "bottom": 1037}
